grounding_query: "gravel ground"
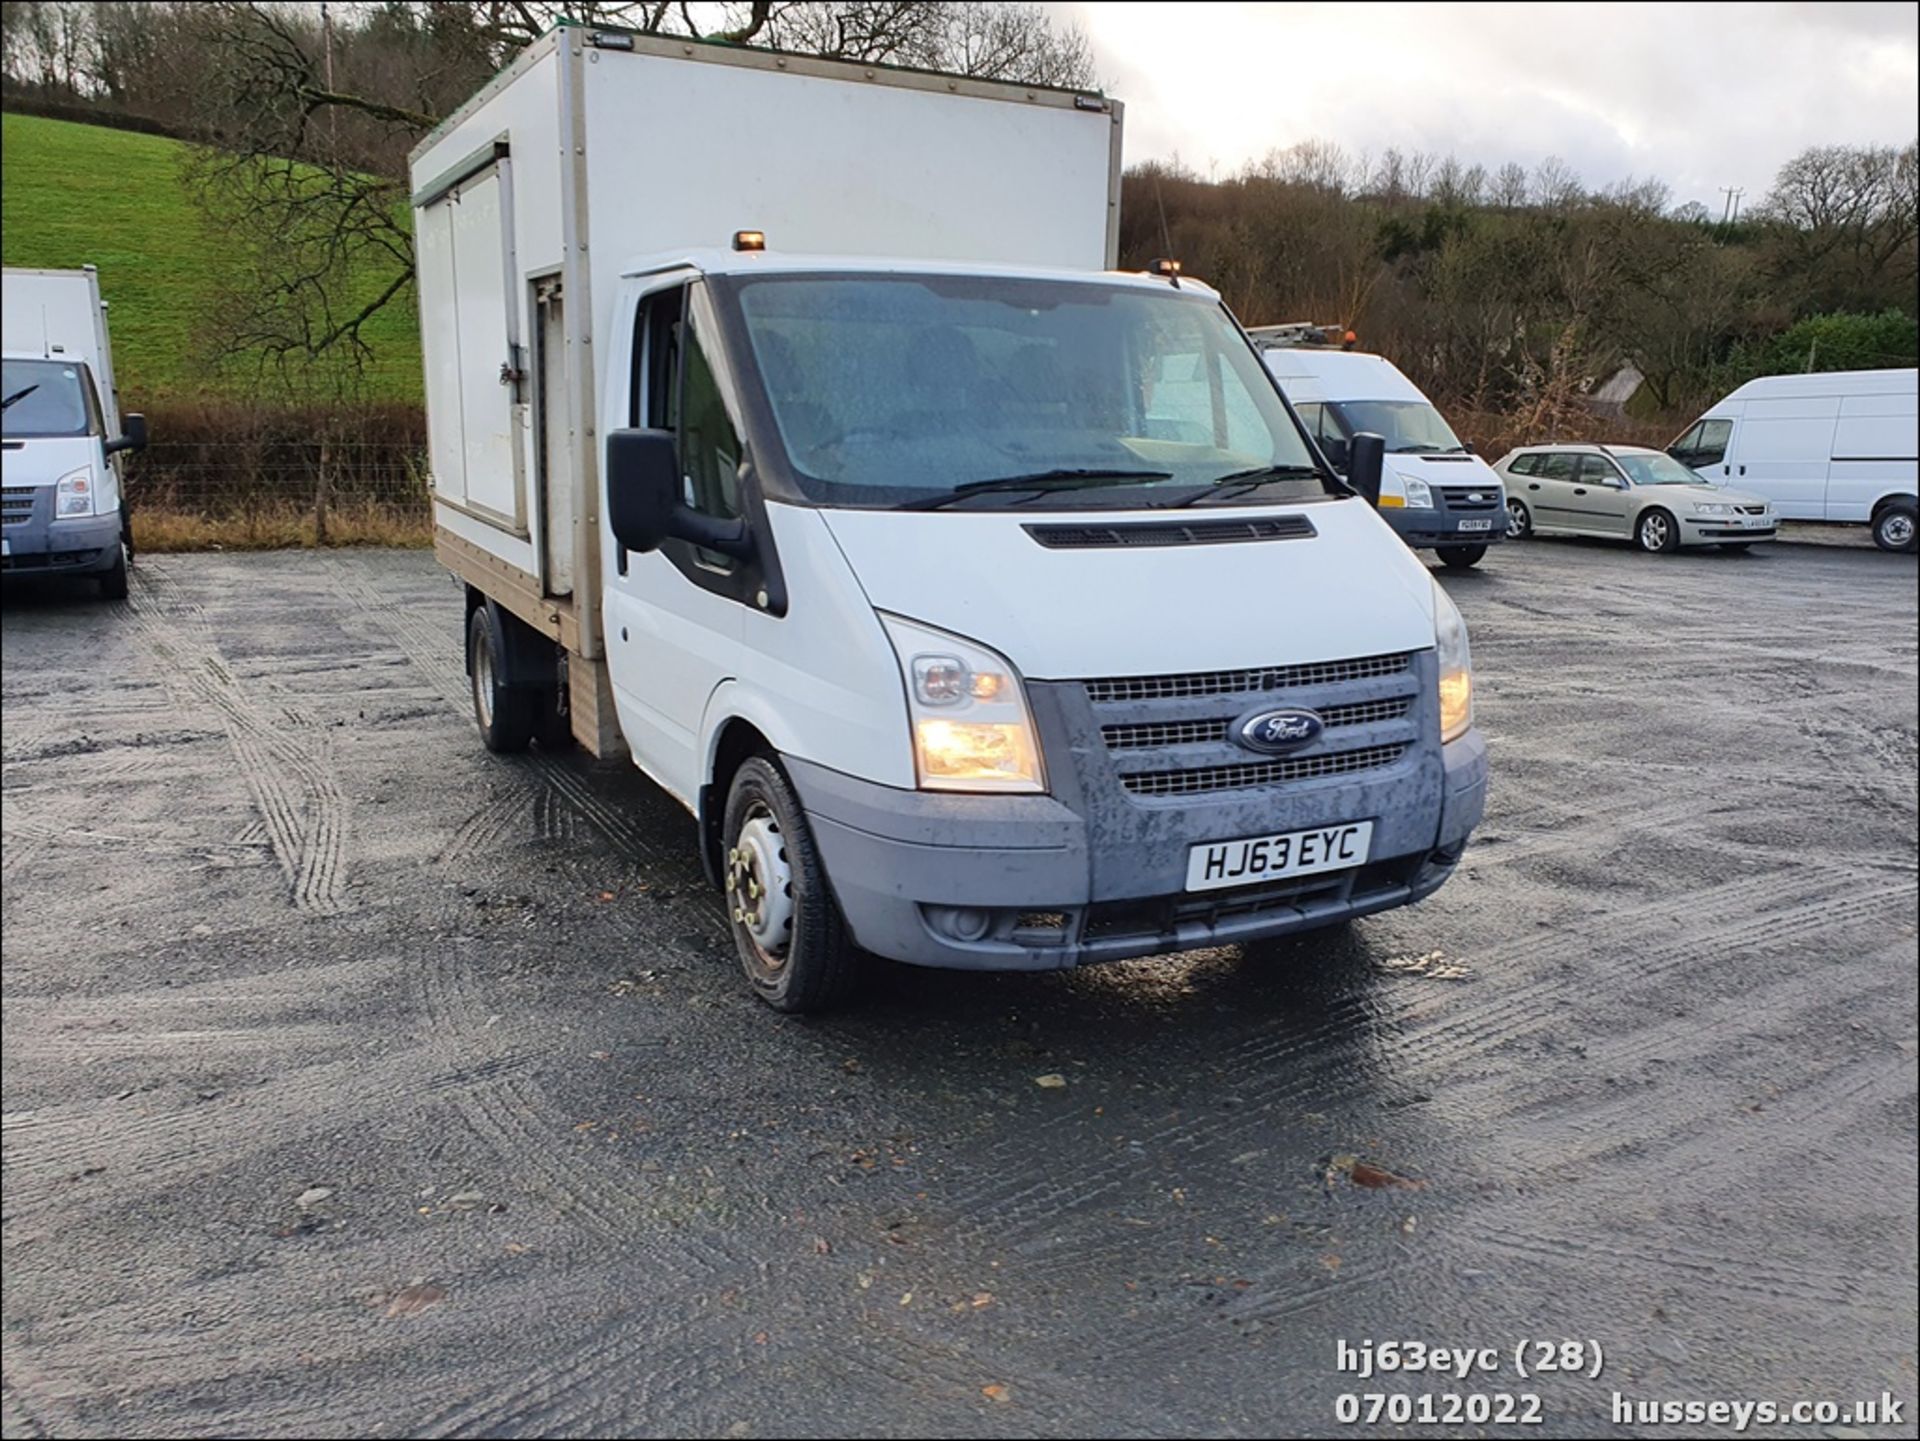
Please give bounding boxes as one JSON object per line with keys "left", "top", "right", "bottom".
{"left": 3, "top": 530, "right": 1915, "bottom": 1438}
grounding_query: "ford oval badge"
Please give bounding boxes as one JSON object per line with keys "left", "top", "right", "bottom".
{"left": 1236, "top": 707, "right": 1324, "bottom": 754}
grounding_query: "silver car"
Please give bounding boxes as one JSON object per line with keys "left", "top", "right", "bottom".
{"left": 1493, "top": 444, "right": 1778, "bottom": 553}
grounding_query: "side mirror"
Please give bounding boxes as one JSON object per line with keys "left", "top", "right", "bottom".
{"left": 1462, "top": 440, "right": 1477, "bottom": 456}
{"left": 605, "top": 428, "right": 751, "bottom": 560}
{"left": 1321, "top": 434, "right": 1351, "bottom": 474}
{"left": 1348, "top": 432, "right": 1385, "bottom": 507}
{"left": 105, "top": 413, "right": 147, "bottom": 456}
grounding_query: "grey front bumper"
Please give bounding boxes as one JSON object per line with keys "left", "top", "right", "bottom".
{"left": 1, "top": 489, "right": 122, "bottom": 576}
{"left": 788, "top": 728, "right": 1488, "bottom": 972}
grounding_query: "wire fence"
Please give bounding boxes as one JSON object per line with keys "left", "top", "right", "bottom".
{"left": 120, "top": 402, "right": 431, "bottom": 546}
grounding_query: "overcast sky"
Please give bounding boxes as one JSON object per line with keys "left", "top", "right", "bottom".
{"left": 1059, "top": 2, "right": 1919, "bottom": 210}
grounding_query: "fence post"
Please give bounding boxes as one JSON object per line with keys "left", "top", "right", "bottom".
{"left": 315, "top": 426, "right": 331, "bottom": 546}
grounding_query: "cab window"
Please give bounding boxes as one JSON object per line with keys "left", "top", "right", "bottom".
{"left": 1670, "top": 418, "right": 1731, "bottom": 469}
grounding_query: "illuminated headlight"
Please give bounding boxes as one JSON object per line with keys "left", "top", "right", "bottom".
{"left": 1433, "top": 579, "right": 1473, "bottom": 743}
{"left": 56, "top": 466, "right": 96, "bottom": 517}
{"left": 1692, "top": 502, "right": 1736, "bottom": 516}
{"left": 881, "top": 614, "right": 1044, "bottom": 793}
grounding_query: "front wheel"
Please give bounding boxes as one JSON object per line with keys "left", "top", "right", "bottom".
{"left": 1872, "top": 502, "right": 1917, "bottom": 553}
{"left": 97, "top": 539, "right": 129, "bottom": 600}
{"left": 1636, "top": 508, "right": 1680, "bottom": 554}
{"left": 723, "top": 756, "right": 861, "bottom": 1013}
{"left": 1437, "top": 544, "right": 1487, "bottom": 570}
{"left": 1506, "top": 498, "right": 1532, "bottom": 539}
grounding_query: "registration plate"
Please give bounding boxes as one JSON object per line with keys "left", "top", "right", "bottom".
{"left": 1186, "top": 821, "right": 1373, "bottom": 893}
{"left": 1456, "top": 517, "right": 1493, "bottom": 532}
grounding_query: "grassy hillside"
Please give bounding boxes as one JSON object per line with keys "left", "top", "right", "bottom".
{"left": 1, "top": 112, "right": 421, "bottom": 402}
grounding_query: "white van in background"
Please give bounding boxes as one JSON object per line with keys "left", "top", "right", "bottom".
{"left": 1257, "top": 342, "right": 1507, "bottom": 570}
{"left": 1668, "top": 368, "right": 1917, "bottom": 552}
{"left": 2, "top": 265, "right": 148, "bottom": 596}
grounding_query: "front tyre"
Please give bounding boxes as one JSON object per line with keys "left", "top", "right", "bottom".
{"left": 723, "top": 755, "right": 861, "bottom": 1013}
{"left": 1506, "top": 498, "right": 1532, "bottom": 539}
{"left": 1872, "top": 502, "right": 1916, "bottom": 554}
{"left": 1437, "top": 544, "right": 1487, "bottom": 570}
{"left": 1636, "top": 508, "right": 1680, "bottom": 554}
{"left": 97, "top": 538, "right": 129, "bottom": 601}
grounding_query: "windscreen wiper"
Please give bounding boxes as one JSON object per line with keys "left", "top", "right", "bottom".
{"left": 1162, "top": 465, "right": 1323, "bottom": 507}
{"left": 894, "top": 468, "right": 1173, "bottom": 511}
{"left": 1, "top": 384, "right": 40, "bottom": 410}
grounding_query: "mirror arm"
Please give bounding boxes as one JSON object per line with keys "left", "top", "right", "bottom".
{"left": 674, "top": 510, "right": 753, "bottom": 560}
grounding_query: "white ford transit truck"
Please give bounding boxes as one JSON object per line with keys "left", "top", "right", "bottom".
{"left": 412, "top": 24, "right": 1487, "bottom": 1011}
{"left": 2, "top": 265, "right": 148, "bottom": 597}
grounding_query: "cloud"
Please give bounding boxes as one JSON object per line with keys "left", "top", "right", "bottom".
{"left": 1057, "top": 1, "right": 1918, "bottom": 207}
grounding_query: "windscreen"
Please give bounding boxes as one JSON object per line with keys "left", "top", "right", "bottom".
{"left": 1, "top": 358, "right": 93, "bottom": 439}
{"left": 1615, "top": 452, "right": 1704, "bottom": 486}
{"left": 729, "top": 274, "right": 1328, "bottom": 509}
{"left": 1327, "top": 399, "right": 1465, "bottom": 455}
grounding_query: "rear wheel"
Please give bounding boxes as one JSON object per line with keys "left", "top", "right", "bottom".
{"left": 466, "top": 605, "right": 535, "bottom": 753}
{"left": 722, "top": 755, "right": 861, "bottom": 1013}
{"left": 1636, "top": 508, "right": 1679, "bottom": 554}
{"left": 1437, "top": 544, "right": 1487, "bottom": 570}
{"left": 1506, "top": 498, "right": 1532, "bottom": 539}
{"left": 1872, "top": 502, "right": 1916, "bottom": 554}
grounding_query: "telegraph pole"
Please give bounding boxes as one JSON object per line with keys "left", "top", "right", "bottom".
{"left": 1719, "top": 186, "right": 1744, "bottom": 224}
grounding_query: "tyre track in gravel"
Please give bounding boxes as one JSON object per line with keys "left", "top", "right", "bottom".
{"left": 320, "top": 553, "right": 673, "bottom": 873}
{"left": 410, "top": 936, "right": 752, "bottom": 1278}
{"left": 928, "top": 867, "right": 1888, "bottom": 1257}
{"left": 123, "top": 562, "right": 352, "bottom": 915}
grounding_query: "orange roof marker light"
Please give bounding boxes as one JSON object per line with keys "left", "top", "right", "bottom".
{"left": 732, "top": 229, "right": 767, "bottom": 252}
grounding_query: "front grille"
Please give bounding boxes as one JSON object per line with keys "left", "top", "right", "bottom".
{"left": 1085, "top": 652, "right": 1410, "bottom": 704}
{"left": 1738, "top": 504, "right": 1767, "bottom": 515}
{"left": 1101, "top": 695, "right": 1411, "bottom": 750}
{"left": 1025, "top": 515, "right": 1315, "bottom": 549}
{"left": 1119, "top": 742, "right": 1408, "bottom": 798}
{"left": 2, "top": 486, "right": 33, "bottom": 525}
{"left": 1437, "top": 485, "right": 1501, "bottom": 512}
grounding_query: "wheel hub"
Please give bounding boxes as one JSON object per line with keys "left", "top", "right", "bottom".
{"left": 727, "top": 810, "right": 794, "bottom": 959}
{"left": 473, "top": 636, "right": 495, "bottom": 729}
{"left": 1885, "top": 512, "right": 1915, "bottom": 546}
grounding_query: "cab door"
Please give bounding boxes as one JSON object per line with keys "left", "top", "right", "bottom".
{"left": 1527, "top": 451, "right": 1582, "bottom": 531}
{"left": 1668, "top": 416, "right": 1734, "bottom": 486}
{"left": 601, "top": 279, "right": 747, "bottom": 806}
{"left": 1572, "top": 454, "right": 1633, "bottom": 535}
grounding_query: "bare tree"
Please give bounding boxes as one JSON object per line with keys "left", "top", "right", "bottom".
{"left": 1757, "top": 140, "right": 1919, "bottom": 312}
{"left": 1531, "top": 155, "right": 1584, "bottom": 211}
{"left": 1490, "top": 161, "right": 1529, "bottom": 211}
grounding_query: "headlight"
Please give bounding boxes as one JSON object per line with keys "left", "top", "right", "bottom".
{"left": 1433, "top": 578, "right": 1473, "bottom": 743}
{"left": 56, "top": 466, "right": 96, "bottom": 517}
{"left": 1692, "top": 502, "right": 1735, "bottom": 516}
{"left": 880, "top": 614, "right": 1044, "bottom": 793}
{"left": 1402, "top": 477, "right": 1434, "bottom": 509}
